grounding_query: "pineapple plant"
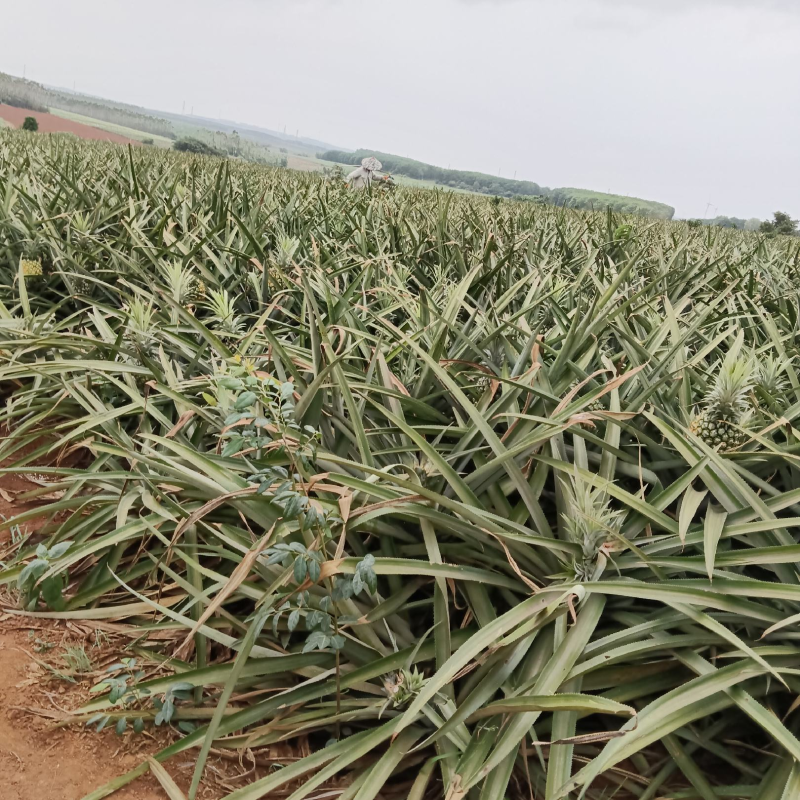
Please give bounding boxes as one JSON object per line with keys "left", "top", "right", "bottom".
{"left": 124, "top": 298, "right": 158, "bottom": 357}
{"left": 689, "top": 357, "right": 754, "bottom": 451}
{"left": 753, "top": 353, "right": 791, "bottom": 418}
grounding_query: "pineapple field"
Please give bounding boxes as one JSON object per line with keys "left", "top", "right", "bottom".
{"left": 2, "top": 129, "right": 800, "bottom": 800}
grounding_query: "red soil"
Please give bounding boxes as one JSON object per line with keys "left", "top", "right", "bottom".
{"left": 0, "top": 105, "right": 138, "bottom": 145}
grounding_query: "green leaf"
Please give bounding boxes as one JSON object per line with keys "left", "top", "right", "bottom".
{"left": 703, "top": 505, "right": 728, "bottom": 580}
{"left": 678, "top": 485, "right": 706, "bottom": 547}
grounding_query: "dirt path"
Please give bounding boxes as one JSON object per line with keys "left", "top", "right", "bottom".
{"left": 0, "top": 620, "right": 165, "bottom": 800}
{"left": 0, "top": 442, "right": 175, "bottom": 799}
{"left": 0, "top": 437, "right": 281, "bottom": 800}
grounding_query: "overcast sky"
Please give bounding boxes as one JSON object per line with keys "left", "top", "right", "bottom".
{"left": 3, "top": 0, "right": 799, "bottom": 219}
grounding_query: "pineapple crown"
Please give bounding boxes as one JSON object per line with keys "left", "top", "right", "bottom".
{"left": 706, "top": 357, "right": 754, "bottom": 416}
{"left": 482, "top": 338, "right": 506, "bottom": 371}
{"left": 273, "top": 235, "right": 300, "bottom": 269}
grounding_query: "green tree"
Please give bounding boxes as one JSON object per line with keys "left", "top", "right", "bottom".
{"left": 173, "top": 137, "right": 222, "bottom": 157}
{"left": 760, "top": 211, "right": 798, "bottom": 236}
{"left": 22, "top": 116, "right": 38, "bottom": 132}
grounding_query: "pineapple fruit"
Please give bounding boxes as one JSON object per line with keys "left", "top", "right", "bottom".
{"left": 20, "top": 258, "right": 43, "bottom": 280}
{"left": 689, "top": 358, "right": 753, "bottom": 451}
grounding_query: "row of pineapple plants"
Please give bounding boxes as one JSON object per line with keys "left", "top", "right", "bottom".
{"left": 1, "top": 128, "right": 800, "bottom": 799}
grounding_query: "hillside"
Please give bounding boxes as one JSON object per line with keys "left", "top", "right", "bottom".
{"left": 1, "top": 70, "right": 675, "bottom": 217}
{"left": 548, "top": 187, "right": 675, "bottom": 219}
{"left": 0, "top": 71, "right": 340, "bottom": 161}
{"left": 322, "top": 149, "right": 675, "bottom": 218}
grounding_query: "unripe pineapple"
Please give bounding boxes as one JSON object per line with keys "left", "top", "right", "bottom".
{"left": 689, "top": 359, "right": 753, "bottom": 451}
{"left": 613, "top": 224, "right": 633, "bottom": 243}
{"left": 69, "top": 274, "right": 93, "bottom": 296}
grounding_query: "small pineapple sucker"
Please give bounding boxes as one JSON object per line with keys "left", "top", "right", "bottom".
{"left": 412, "top": 456, "right": 439, "bottom": 489}
{"left": 382, "top": 666, "right": 425, "bottom": 709}
{"left": 125, "top": 298, "right": 158, "bottom": 358}
{"left": 163, "top": 262, "right": 202, "bottom": 307}
{"left": 689, "top": 358, "right": 754, "bottom": 451}
{"left": 756, "top": 354, "right": 788, "bottom": 402}
{"left": 560, "top": 474, "right": 625, "bottom": 583}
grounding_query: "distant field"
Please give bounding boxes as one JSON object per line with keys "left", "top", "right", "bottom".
{"left": 287, "top": 154, "right": 322, "bottom": 172}
{"left": 0, "top": 104, "right": 137, "bottom": 144}
{"left": 49, "top": 109, "right": 173, "bottom": 147}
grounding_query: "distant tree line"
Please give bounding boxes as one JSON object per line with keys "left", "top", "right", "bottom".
{"left": 547, "top": 188, "right": 674, "bottom": 219}
{"left": 320, "top": 149, "right": 675, "bottom": 219}
{"left": 174, "top": 137, "right": 222, "bottom": 156}
{"left": 0, "top": 71, "right": 175, "bottom": 138}
{"left": 173, "top": 136, "right": 287, "bottom": 168}
{"left": 687, "top": 213, "right": 798, "bottom": 236}
{"left": 689, "top": 216, "right": 762, "bottom": 231}
{"left": 0, "top": 92, "right": 47, "bottom": 113}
